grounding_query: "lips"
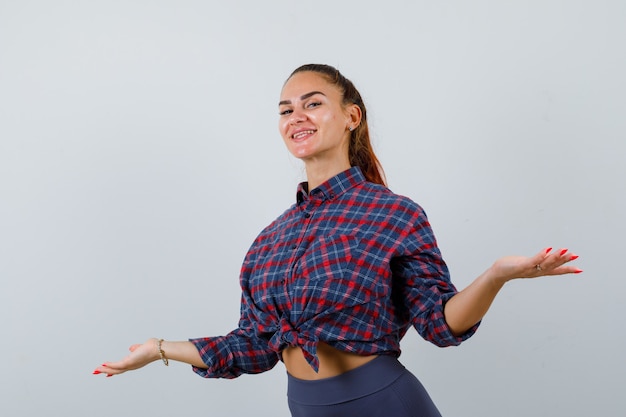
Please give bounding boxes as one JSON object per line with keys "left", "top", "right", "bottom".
{"left": 291, "top": 129, "right": 316, "bottom": 140}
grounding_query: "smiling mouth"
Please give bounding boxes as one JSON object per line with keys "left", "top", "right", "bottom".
{"left": 292, "top": 130, "right": 316, "bottom": 140}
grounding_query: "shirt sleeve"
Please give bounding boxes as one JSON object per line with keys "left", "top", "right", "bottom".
{"left": 189, "top": 296, "right": 279, "bottom": 379}
{"left": 391, "top": 205, "right": 479, "bottom": 347}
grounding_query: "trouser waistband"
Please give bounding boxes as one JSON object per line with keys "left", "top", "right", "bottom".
{"left": 287, "top": 355, "right": 405, "bottom": 406}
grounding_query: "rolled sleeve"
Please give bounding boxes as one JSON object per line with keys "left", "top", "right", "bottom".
{"left": 393, "top": 207, "right": 480, "bottom": 347}
{"left": 189, "top": 329, "right": 279, "bottom": 379}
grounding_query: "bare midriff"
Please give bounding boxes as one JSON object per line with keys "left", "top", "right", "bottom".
{"left": 282, "top": 342, "right": 378, "bottom": 380}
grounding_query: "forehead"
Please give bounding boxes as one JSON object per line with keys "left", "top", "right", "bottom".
{"left": 280, "top": 71, "right": 341, "bottom": 102}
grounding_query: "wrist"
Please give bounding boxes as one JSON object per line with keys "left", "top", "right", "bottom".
{"left": 485, "top": 265, "right": 510, "bottom": 288}
{"left": 156, "top": 338, "right": 169, "bottom": 366}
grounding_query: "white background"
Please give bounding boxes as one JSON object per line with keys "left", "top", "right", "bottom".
{"left": 1, "top": 1, "right": 624, "bottom": 416}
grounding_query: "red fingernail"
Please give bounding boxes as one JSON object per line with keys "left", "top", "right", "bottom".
{"left": 560, "top": 249, "right": 568, "bottom": 256}
{"left": 93, "top": 370, "right": 101, "bottom": 375}
{"left": 545, "top": 247, "right": 553, "bottom": 254}
{"left": 570, "top": 255, "right": 579, "bottom": 261}
{"left": 106, "top": 374, "right": 113, "bottom": 378}
{"left": 574, "top": 268, "right": 583, "bottom": 274}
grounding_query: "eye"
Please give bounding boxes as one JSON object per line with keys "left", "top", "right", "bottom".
{"left": 279, "top": 108, "right": 292, "bottom": 116}
{"left": 306, "top": 101, "right": 322, "bottom": 109}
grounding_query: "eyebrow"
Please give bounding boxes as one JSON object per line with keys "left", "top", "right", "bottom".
{"left": 278, "top": 91, "right": 326, "bottom": 106}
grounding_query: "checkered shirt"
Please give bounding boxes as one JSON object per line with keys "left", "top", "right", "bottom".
{"left": 190, "top": 167, "right": 478, "bottom": 378}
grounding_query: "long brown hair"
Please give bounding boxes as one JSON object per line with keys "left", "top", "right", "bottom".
{"left": 287, "top": 64, "right": 386, "bottom": 186}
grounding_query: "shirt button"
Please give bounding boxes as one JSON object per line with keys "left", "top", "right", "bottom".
{"left": 304, "top": 213, "right": 311, "bottom": 218}
{"left": 291, "top": 245, "right": 297, "bottom": 250}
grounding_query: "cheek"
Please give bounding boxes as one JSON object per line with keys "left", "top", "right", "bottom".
{"left": 278, "top": 119, "right": 288, "bottom": 138}
{"left": 278, "top": 121, "right": 294, "bottom": 151}
{"left": 319, "top": 110, "right": 342, "bottom": 131}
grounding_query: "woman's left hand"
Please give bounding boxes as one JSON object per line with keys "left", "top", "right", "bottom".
{"left": 444, "top": 247, "right": 582, "bottom": 335}
{"left": 491, "top": 247, "right": 581, "bottom": 283}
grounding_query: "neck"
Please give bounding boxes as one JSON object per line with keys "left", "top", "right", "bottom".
{"left": 304, "top": 157, "right": 351, "bottom": 191}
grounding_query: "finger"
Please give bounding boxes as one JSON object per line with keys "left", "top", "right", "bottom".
{"left": 98, "top": 359, "right": 129, "bottom": 373}
{"left": 93, "top": 363, "right": 123, "bottom": 377}
{"left": 537, "top": 248, "right": 582, "bottom": 276}
{"left": 529, "top": 248, "right": 553, "bottom": 274}
{"left": 542, "top": 248, "right": 577, "bottom": 269}
{"left": 542, "top": 264, "right": 583, "bottom": 276}
{"left": 534, "top": 247, "right": 553, "bottom": 264}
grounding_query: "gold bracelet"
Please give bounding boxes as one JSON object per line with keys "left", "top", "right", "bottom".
{"left": 157, "top": 338, "right": 169, "bottom": 366}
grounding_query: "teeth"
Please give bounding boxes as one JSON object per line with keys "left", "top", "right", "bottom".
{"left": 292, "top": 130, "right": 315, "bottom": 139}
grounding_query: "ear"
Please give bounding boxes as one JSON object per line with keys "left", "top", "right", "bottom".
{"left": 345, "top": 103, "right": 362, "bottom": 130}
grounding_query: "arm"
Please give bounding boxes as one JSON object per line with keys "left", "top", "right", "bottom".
{"left": 94, "top": 331, "right": 279, "bottom": 379}
{"left": 94, "top": 296, "right": 280, "bottom": 378}
{"left": 443, "top": 247, "right": 582, "bottom": 336}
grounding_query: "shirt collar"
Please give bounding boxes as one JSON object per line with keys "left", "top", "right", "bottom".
{"left": 296, "top": 166, "right": 366, "bottom": 205}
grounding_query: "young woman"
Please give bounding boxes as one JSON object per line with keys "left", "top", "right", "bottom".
{"left": 94, "top": 64, "right": 581, "bottom": 417}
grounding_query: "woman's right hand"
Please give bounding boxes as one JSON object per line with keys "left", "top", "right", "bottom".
{"left": 93, "top": 338, "right": 161, "bottom": 377}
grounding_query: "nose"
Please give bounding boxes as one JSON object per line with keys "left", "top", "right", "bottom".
{"left": 289, "top": 109, "right": 306, "bottom": 125}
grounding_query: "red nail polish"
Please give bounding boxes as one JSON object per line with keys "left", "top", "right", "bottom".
{"left": 570, "top": 255, "right": 579, "bottom": 261}
{"left": 560, "top": 249, "right": 568, "bottom": 256}
{"left": 93, "top": 370, "right": 101, "bottom": 375}
{"left": 574, "top": 268, "right": 583, "bottom": 274}
{"left": 545, "top": 247, "right": 553, "bottom": 254}
{"left": 106, "top": 374, "right": 113, "bottom": 378}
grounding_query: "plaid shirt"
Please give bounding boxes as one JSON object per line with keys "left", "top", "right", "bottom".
{"left": 190, "top": 167, "right": 478, "bottom": 378}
